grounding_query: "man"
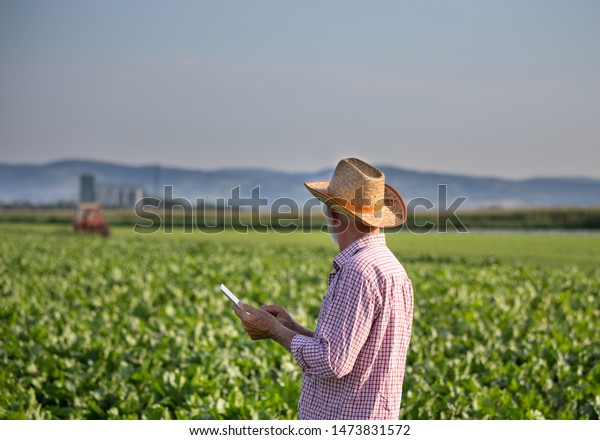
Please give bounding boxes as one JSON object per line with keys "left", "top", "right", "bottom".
{"left": 233, "top": 157, "right": 414, "bottom": 420}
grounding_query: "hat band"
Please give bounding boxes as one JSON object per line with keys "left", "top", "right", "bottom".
{"left": 329, "top": 196, "right": 375, "bottom": 213}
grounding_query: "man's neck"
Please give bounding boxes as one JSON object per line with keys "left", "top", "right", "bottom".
{"left": 337, "top": 229, "right": 381, "bottom": 252}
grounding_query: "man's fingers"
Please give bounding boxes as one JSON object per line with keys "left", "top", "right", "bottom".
{"left": 238, "top": 301, "right": 250, "bottom": 312}
{"left": 260, "top": 305, "right": 281, "bottom": 315}
{"left": 236, "top": 301, "right": 255, "bottom": 315}
{"left": 232, "top": 303, "right": 246, "bottom": 319}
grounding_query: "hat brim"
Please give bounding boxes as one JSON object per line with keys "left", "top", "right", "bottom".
{"left": 304, "top": 180, "right": 407, "bottom": 228}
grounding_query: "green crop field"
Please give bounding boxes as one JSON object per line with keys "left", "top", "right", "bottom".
{"left": 1, "top": 223, "right": 599, "bottom": 419}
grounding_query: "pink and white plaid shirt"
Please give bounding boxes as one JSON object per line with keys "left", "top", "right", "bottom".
{"left": 291, "top": 234, "right": 414, "bottom": 420}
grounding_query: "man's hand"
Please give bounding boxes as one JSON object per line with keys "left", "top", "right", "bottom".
{"left": 232, "top": 302, "right": 297, "bottom": 352}
{"left": 260, "top": 305, "right": 297, "bottom": 332}
{"left": 233, "top": 302, "right": 280, "bottom": 340}
{"left": 261, "top": 304, "right": 315, "bottom": 338}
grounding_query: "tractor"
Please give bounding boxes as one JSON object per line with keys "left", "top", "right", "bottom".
{"left": 74, "top": 203, "right": 110, "bottom": 237}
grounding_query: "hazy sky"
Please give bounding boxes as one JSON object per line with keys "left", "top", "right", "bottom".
{"left": 1, "top": 0, "right": 599, "bottom": 178}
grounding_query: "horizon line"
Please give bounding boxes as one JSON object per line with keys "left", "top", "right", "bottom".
{"left": 1, "top": 157, "right": 599, "bottom": 183}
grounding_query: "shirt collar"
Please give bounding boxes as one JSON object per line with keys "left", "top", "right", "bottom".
{"left": 333, "top": 233, "right": 387, "bottom": 271}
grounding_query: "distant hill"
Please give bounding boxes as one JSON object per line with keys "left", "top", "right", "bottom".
{"left": 1, "top": 159, "right": 600, "bottom": 210}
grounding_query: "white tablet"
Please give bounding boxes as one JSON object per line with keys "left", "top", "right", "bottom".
{"left": 220, "top": 284, "right": 241, "bottom": 306}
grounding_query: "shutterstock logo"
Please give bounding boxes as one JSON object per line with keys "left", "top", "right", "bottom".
{"left": 133, "top": 184, "right": 468, "bottom": 234}
{"left": 407, "top": 184, "right": 468, "bottom": 233}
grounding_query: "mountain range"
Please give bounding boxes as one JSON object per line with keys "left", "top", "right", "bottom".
{"left": 1, "top": 159, "right": 600, "bottom": 210}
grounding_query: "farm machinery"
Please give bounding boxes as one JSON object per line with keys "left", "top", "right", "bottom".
{"left": 74, "top": 203, "right": 110, "bottom": 237}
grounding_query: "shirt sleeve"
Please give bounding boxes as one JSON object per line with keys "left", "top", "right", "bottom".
{"left": 291, "top": 267, "right": 378, "bottom": 379}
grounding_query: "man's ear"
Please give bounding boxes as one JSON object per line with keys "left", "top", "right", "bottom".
{"left": 329, "top": 206, "right": 346, "bottom": 228}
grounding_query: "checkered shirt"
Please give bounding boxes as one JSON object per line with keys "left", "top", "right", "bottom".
{"left": 291, "top": 234, "right": 414, "bottom": 420}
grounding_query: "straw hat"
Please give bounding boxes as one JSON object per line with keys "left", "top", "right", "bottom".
{"left": 304, "top": 158, "right": 407, "bottom": 228}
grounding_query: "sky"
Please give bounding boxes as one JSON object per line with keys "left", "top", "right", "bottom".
{"left": 1, "top": 0, "right": 599, "bottom": 179}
